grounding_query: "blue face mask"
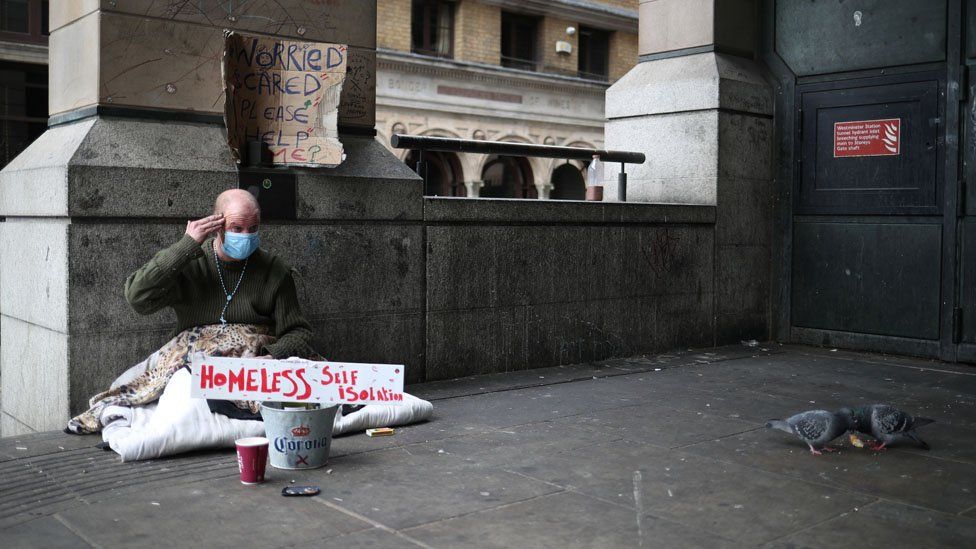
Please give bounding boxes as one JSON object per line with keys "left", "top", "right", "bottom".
{"left": 221, "top": 231, "right": 260, "bottom": 260}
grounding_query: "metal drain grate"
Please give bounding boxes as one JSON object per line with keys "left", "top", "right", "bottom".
{"left": 0, "top": 446, "right": 237, "bottom": 528}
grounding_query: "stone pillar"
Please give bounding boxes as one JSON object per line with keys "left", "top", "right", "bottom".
{"left": 0, "top": 1, "right": 423, "bottom": 435}
{"left": 464, "top": 181, "right": 484, "bottom": 198}
{"left": 604, "top": 0, "right": 773, "bottom": 344}
{"left": 534, "top": 182, "right": 553, "bottom": 200}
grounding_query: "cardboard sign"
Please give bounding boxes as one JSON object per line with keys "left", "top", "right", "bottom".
{"left": 223, "top": 32, "right": 347, "bottom": 167}
{"left": 833, "top": 118, "right": 901, "bottom": 157}
{"left": 189, "top": 356, "right": 405, "bottom": 406}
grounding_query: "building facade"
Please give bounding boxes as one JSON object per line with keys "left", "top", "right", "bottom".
{"left": 0, "top": 1, "right": 640, "bottom": 192}
{"left": 375, "top": 0, "right": 638, "bottom": 199}
{"left": 0, "top": 0, "right": 48, "bottom": 170}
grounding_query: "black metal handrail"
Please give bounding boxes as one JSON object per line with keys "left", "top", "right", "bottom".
{"left": 391, "top": 134, "right": 644, "bottom": 201}
{"left": 391, "top": 135, "right": 644, "bottom": 163}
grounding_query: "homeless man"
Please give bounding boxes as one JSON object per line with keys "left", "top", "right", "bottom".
{"left": 67, "top": 189, "right": 316, "bottom": 434}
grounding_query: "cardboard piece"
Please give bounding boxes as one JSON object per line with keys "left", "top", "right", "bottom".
{"left": 190, "top": 356, "right": 405, "bottom": 406}
{"left": 223, "top": 31, "right": 347, "bottom": 167}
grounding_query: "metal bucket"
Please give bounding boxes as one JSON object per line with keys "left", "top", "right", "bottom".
{"left": 260, "top": 402, "right": 339, "bottom": 470}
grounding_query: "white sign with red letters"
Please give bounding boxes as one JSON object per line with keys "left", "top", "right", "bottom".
{"left": 189, "top": 355, "right": 404, "bottom": 405}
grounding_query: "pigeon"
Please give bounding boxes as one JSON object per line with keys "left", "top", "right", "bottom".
{"left": 765, "top": 410, "right": 851, "bottom": 455}
{"left": 840, "top": 404, "right": 934, "bottom": 451}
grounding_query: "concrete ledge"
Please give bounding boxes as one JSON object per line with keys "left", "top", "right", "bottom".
{"left": 791, "top": 326, "right": 942, "bottom": 360}
{"left": 423, "top": 197, "right": 715, "bottom": 224}
{"left": 1, "top": 117, "right": 423, "bottom": 221}
{"left": 0, "top": 41, "right": 48, "bottom": 64}
{"left": 0, "top": 118, "right": 95, "bottom": 217}
{"left": 295, "top": 138, "right": 424, "bottom": 221}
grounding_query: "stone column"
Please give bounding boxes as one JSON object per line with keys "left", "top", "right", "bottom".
{"left": 604, "top": 0, "right": 773, "bottom": 344}
{"left": 0, "top": 1, "right": 423, "bottom": 434}
{"left": 534, "top": 182, "right": 553, "bottom": 200}
{"left": 464, "top": 181, "right": 484, "bottom": 198}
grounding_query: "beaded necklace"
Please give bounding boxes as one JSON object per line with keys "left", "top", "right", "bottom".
{"left": 214, "top": 244, "right": 248, "bottom": 325}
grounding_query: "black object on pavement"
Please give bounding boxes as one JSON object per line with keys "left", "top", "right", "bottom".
{"left": 281, "top": 485, "right": 321, "bottom": 497}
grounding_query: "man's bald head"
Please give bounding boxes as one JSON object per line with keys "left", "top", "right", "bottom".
{"left": 213, "top": 189, "right": 261, "bottom": 253}
{"left": 214, "top": 189, "right": 260, "bottom": 218}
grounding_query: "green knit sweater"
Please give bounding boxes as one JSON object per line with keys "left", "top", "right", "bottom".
{"left": 124, "top": 234, "right": 314, "bottom": 359}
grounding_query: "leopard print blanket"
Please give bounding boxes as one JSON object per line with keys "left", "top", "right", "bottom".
{"left": 67, "top": 324, "right": 277, "bottom": 435}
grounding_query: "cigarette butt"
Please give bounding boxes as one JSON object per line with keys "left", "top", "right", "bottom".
{"left": 366, "top": 428, "right": 395, "bottom": 437}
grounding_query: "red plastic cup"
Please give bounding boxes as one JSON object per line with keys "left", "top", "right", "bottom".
{"left": 235, "top": 437, "right": 269, "bottom": 484}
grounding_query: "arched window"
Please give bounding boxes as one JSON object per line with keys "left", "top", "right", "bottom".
{"left": 405, "top": 150, "right": 466, "bottom": 197}
{"left": 480, "top": 156, "right": 536, "bottom": 198}
{"left": 550, "top": 163, "right": 585, "bottom": 200}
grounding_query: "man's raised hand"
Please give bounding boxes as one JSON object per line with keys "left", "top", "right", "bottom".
{"left": 186, "top": 214, "right": 224, "bottom": 243}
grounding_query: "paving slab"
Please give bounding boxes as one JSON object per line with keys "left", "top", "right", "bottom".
{"left": 2, "top": 516, "right": 92, "bottom": 549}
{"left": 765, "top": 500, "right": 976, "bottom": 548}
{"left": 0, "top": 431, "right": 97, "bottom": 463}
{"left": 627, "top": 449, "right": 875, "bottom": 545}
{"left": 327, "top": 416, "right": 482, "bottom": 458}
{"left": 412, "top": 345, "right": 780, "bottom": 402}
{"left": 881, "top": 421, "right": 976, "bottom": 464}
{"left": 681, "top": 428, "right": 976, "bottom": 514}
{"left": 298, "top": 526, "right": 426, "bottom": 549}
{"left": 404, "top": 490, "right": 737, "bottom": 549}
{"left": 1, "top": 344, "right": 975, "bottom": 547}
{"left": 402, "top": 384, "right": 636, "bottom": 433}
{"left": 504, "top": 439, "right": 874, "bottom": 545}
{"left": 752, "top": 369, "right": 976, "bottom": 431}
{"left": 553, "top": 403, "right": 760, "bottom": 450}
{"left": 55, "top": 476, "right": 371, "bottom": 548}
{"left": 404, "top": 420, "right": 626, "bottom": 469}
{"left": 304, "top": 446, "right": 561, "bottom": 530}
{"left": 784, "top": 345, "right": 969, "bottom": 374}
{"left": 0, "top": 445, "right": 242, "bottom": 529}
{"left": 923, "top": 370, "right": 976, "bottom": 395}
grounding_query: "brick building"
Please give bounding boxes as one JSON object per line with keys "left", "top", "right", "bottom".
{"left": 0, "top": 1, "right": 638, "bottom": 197}
{"left": 0, "top": 0, "right": 48, "bottom": 170}
{"left": 376, "top": 0, "right": 638, "bottom": 199}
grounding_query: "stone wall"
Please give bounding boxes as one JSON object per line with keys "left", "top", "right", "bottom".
{"left": 0, "top": 112, "right": 718, "bottom": 435}
{"left": 423, "top": 199, "right": 715, "bottom": 378}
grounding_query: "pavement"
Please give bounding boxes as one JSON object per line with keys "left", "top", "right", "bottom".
{"left": 2, "top": 344, "right": 976, "bottom": 548}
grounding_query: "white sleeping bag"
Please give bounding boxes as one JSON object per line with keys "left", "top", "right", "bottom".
{"left": 101, "top": 368, "right": 433, "bottom": 462}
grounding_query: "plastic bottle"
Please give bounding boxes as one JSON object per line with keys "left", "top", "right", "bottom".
{"left": 585, "top": 154, "right": 604, "bottom": 201}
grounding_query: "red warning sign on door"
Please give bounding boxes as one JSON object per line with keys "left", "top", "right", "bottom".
{"left": 833, "top": 118, "right": 901, "bottom": 157}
